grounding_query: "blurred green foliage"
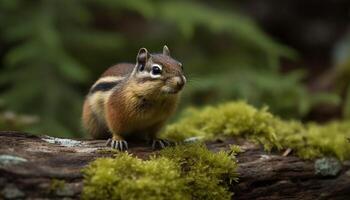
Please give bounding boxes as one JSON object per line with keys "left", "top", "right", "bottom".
{"left": 184, "top": 69, "right": 339, "bottom": 119}
{"left": 333, "top": 30, "right": 350, "bottom": 118}
{"left": 0, "top": 0, "right": 340, "bottom": 137}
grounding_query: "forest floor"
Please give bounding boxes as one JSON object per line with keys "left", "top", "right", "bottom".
{"left": 0, "top": 131, "right": 349, "bottom": 199}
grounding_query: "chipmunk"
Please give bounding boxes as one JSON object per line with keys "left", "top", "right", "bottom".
{"left": 82, "top": 46, "right": 186, "bottom": 151}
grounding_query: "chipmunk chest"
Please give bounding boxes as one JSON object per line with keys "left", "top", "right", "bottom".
{"left": 137, "top": 98, "right": 156, "bottom": 110}
{"left": 135, "top": 97, "right": 173, "bottom": 117}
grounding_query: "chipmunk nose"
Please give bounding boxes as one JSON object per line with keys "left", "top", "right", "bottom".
{"left": 175, "top": 76, "right": 185, "bottom": 90}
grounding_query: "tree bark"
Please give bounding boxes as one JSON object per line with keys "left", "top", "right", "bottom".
{"left": 0, "top": 131, "right": 349, "bottom": 199}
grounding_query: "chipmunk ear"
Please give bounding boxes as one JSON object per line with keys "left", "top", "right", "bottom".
{"left": 136, "top": 48, "right": 150, "bottom": 71}
{"left": 163, "top": 45, "right": 170, "bottom": 56}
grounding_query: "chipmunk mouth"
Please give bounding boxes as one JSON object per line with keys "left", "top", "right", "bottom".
{"left": 160, "top": 86, "right": 181, "bottom": 95}
{"left": 161, "top": 76, "right": 185, "bottom": 95}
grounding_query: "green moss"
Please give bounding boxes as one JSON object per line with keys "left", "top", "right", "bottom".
{"left": 228, "top": 144, "right": 244, "bottom": 156}
{"left": 82, "top": 153, "right": 186, "bottom": 200}
{"left": 162, "top": 101, "right": 350, "bottom": 160}
{"left": 160, "top": 144, "right": 238, "bottom": 200}
{"left": 49, "top": 179, "right": 65, "bottom": 193}
{"left": 82, "top": 144, "right": 239, "bottom": 200}
{"left": 162, "top": 101, "right": 280, "bottom": 150}
{"left": 277, "top": 120, "right": 350, "bottom": 160}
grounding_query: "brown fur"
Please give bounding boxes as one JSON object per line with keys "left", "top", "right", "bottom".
{"left": 82, "top": 49, "right": 184, "bottom": 142}
{"left": 101, "top": 63, "right": 134, "bottom": 77}
{"left": 151, "top": 54, "right": 182, "bottom": 74}
{"left": 82, "top": 100, "right": 110, "bottom": 139}
{"left": 105, "top": 79, "right": 179, "bottom": 140}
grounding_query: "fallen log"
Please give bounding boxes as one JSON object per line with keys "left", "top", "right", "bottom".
{"left": 0, "top": 131, "right": 349, "bottom": 199}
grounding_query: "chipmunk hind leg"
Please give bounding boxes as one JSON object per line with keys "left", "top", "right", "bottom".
{"left": 82, "top": 100, "right": 110, "bottom": 139}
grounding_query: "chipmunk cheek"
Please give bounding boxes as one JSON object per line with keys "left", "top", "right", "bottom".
{"left": 144, "top": 80, "right": 164, "bottom": 92}
{"left": 166, "top": 76, "right": 184, "bottom": 90}
{"left": 160, "top": 76, "right": 184, "bottom": 95}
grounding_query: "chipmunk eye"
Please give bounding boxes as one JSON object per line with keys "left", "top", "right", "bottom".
{"left": 151, "top": 65, "right": 162, "bottom": 76}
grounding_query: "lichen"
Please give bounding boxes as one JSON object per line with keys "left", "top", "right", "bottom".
{"left": 82, "top": 144, "right": 239, "bottom": 200}
{"left": 314, "top": 157, "right": 342, "bottom": 177}
{"left": 1, "top": 184, "right": 25, "bottom": 199}
{"left": 0, "top": 155, "right": 27, "bottom": 167}
{"left": 42, "top": 136, "right": 82, "bottom": 147}
{"left": 162, "top": 101, "right": 350, "bottom": 160}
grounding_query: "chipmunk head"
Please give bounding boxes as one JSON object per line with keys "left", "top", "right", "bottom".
{"left": 132, "top": 45, "right": 186, "bottom": 96}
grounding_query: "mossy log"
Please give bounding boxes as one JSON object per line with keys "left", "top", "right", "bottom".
{"left": 0, "top": 131, "right": 349, "bottom": 199}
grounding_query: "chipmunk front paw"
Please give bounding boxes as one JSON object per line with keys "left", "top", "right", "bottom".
{"left": 106, "top": 138, "right": 128, "bottom": 151}
{"left": 151, "top": 139, "right": 174, "bottom": 150}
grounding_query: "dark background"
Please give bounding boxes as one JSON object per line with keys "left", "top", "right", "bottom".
{"left": 0, "top": 0, "right": 349, "bottom": 137}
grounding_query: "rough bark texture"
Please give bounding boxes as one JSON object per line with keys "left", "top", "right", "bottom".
{"left": 0, "top": 131, "right": 349, "bottom": 199}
